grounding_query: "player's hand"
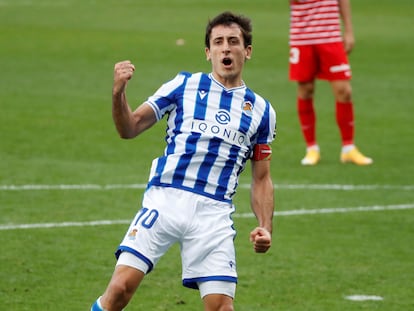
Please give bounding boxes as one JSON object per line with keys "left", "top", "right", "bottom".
{"left": 113, "top": 60, "right": 135, "bottom": 94}
{"left": 343, "top": 32, "right": 355, "bottom": 54}
{"left": 249, "top": 227, "right": 272, "bottom": 253}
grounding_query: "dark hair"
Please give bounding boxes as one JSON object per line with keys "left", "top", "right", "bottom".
{"left": 205, "top": 11, "right": 252, "bottom": 48}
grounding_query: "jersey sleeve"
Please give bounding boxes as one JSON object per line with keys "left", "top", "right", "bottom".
{"left": 145, "top": 72, "right": 189, "bottom": 121}
{"left": 251, "top": 101, "right": 277, "bottom": 161}
{"left": 257, "top": 101, "right": 277, "bottom": 145}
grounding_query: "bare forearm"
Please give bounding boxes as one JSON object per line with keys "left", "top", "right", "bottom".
{"left": 112, "top": 89, "right": 137, "bottom": 139}
{"left": 249, "top": 172, "right": 274, "bottom": 253}
{"left": 339, "top": 0, "right": 353, "bottom": 35}
{"left": 339, "top": 0, "right": 355, "bottom": 53}
{"left": 250, "top": 176, "right": 274, "bottom": 234}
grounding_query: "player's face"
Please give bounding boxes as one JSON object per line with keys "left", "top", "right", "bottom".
{"left": 206, "top": 23, "right": 252, "bottom": 88}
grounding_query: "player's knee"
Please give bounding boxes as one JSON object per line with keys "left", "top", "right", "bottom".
{"left": 214, "top": 300, "right": 234, "bottom": 311}
{"left": 338, "top": 89, "right": 352, "bottom": 102}
{"left": 110, "top": 281, "right": 127, "bottom": 296}
{"left": 333, "top": 82, "right": 352, "bottom": 102}
{"left": 298, "top": 81, "right": 315, "bottom": 99}
{"left": 218, "top": 303, "right": 234, "bottom": 311}
{"left": 203, "top": 298, "right": 234, "bottom": 311}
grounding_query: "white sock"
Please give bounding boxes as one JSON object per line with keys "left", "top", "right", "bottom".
{"left": 91, "top": 296, "right": 107, "bottom": 311}
{"left": 307, "top": 145, "right": 319, "bottom": 152}
{"left": 342, "top": 144, "right": 355, "bottom": 153}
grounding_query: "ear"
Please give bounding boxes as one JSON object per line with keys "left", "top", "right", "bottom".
{"left": 245, "top": 45, "right": 252, "bottom": 61}
{"left": 205, "top": 47, "right": 211, "bottom": 61}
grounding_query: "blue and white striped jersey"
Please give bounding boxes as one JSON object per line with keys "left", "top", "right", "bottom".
{"left": 145, "top": 72, "right": 276, "bottom": 203}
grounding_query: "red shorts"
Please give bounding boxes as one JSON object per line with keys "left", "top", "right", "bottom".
{"left": 289, "top": 42, "right": 352, "bottom": 82}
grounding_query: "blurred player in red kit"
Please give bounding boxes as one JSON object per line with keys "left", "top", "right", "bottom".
{"left": 289, "top": 0, "right": 373, "bottom": 165}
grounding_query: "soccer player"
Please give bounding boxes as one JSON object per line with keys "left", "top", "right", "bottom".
{"left": 91, "top": 11, "right": 276, "bottom": 311}
{"left": 289, "top": 0, "right": 373, "bottom": 165}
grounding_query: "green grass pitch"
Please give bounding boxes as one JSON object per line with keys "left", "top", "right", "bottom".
{"left": 0, "top": 0, "right": 413, "bottom": 310}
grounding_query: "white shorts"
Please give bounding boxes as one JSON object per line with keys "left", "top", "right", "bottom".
{"left": 116, "top": 186, "right": 238, "bottom": 291}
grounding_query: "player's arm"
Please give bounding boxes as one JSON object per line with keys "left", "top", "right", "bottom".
{"left": 112, "top": 60, "right": 157, "bottom": 139}
{"left": 338, "top": 0, "right": 355, "bottom": 54}
{"left": 249, "top": 145, "right": 274, "bottom": 253}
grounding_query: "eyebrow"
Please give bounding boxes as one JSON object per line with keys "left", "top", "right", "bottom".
{"left": 212, "top": 35, "right": 240, "bottom": 41}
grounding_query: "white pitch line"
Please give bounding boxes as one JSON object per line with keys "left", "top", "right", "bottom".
{"left": 1, "top": 183, "right": 413, "bottom": 191}
{"left": 270, "top": 184, "right": 414, "bottom": 191}
{"left": 345, "top": 295, "right": 384, "bottom": 301}
{"left": 0, "top": 184, "right": 148, "bottom": 191}
{"left": 0, "top": 219, "right": 129, "bottom": 230}
{"left": 237, "top": 204, "right": 414, "bottom": 218}
{"left": 1, "top": 204, "right": 413, "bottom": 231}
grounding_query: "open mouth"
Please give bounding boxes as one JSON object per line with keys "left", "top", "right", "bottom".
{"left": 222, "top": 58, "right": 232, "bottom": 66}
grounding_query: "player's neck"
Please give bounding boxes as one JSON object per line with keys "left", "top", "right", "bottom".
{"left": 211, "top": 72, "right": 244, "bottom": 89}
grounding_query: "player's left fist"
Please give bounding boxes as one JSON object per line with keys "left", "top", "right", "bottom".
{"left": 249, "top": 227, "right": 272, "bottom": 253}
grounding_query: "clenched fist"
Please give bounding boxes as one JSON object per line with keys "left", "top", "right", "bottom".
{"left": 113, "top": 60, "right": 136, "bottom": 94}
{"left": 250, "top": 227, "right": 272, "bottom": 253}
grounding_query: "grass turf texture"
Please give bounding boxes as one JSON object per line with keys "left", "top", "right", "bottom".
{"left": 0, "top": 0, "right": 413, "bottom": 310}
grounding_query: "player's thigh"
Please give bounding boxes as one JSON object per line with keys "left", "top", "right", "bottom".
{"left": 289, "top": 45, "right": 317, "bottom": 82}
{"left": 203, "top": 293, "right": 234, "bottom": 311}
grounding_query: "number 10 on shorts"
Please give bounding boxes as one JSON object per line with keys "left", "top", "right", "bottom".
{"left": 134, "top": 207, "right": 159, "bottom": 229}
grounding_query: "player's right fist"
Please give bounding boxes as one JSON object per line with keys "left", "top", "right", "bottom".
{"left": 113, "top": 60, "right": 135, "bottom": 93}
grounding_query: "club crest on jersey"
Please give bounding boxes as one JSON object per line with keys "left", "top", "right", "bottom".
{"left": 128, "top": 228, "right": 138, "bottom": 240}
{"left": 241, "top": 101, "right": 253, "bottom": 116}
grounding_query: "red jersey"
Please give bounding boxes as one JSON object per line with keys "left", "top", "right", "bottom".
{"left": 289, "top": 0, "right": 343, "bottom": 46}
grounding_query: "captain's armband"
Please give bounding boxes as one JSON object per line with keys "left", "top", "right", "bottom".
{"left": 252, "top": 144, "right": 272, "bottom": 161}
